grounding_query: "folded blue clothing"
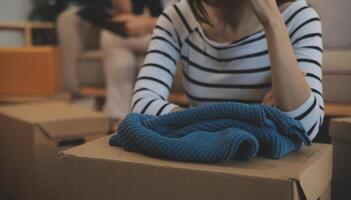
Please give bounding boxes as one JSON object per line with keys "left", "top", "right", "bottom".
{"left": 109, "top": 102, "right": 311, "bottom": 163}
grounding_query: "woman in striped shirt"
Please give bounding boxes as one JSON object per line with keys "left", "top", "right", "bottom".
{"left": 131, "top": 0, "right": 324, "bottom": 141}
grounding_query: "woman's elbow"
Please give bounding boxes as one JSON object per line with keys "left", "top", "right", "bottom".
{"left": 307, "top": 109, "right": 325, "bottom": 142}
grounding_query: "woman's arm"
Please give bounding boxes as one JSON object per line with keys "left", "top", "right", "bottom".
{"left": 251, "top": 0, "right": 324, "bottom": 140}
{"left": 131, "top": 8, "right": 183, "bottom": 115}
{"left": 251, "top": 0, "right": 311, "bottom": 111}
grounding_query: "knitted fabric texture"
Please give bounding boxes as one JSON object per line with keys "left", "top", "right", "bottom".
{"left": 109, "top": 102, "right": 311, "bottom": 163}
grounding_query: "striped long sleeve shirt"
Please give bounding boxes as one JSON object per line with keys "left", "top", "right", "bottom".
{"left": 131, "top": 0, "right": 324, "bottom": 141}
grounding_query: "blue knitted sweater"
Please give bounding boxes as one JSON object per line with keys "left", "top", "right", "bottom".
{"left": 109, "top": 102, "right": 311, "bottom": 162}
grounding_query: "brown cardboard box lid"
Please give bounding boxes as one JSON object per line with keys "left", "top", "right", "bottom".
{"left": 0, "top": 92, "right": 71, "bottom": 105}
{"left": 0, "top": 101, "right": 108, "bottom": 139}
{"left": 329, "top": 118, "right": 351, "bottom": 142}
{"left": 62, "top": 136, "right": 332, "bottom": 200}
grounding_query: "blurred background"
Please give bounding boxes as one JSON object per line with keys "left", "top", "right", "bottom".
{"left": 0, "top": 0, "right": 350, "bottom": 199}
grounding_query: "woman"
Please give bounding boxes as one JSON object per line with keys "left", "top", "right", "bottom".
{"left": 131, "top": 0, "right": 324, "bottom": 141}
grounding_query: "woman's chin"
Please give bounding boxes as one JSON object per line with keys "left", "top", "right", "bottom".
{"left": 206, "top": 0, "right": 247, "bottom": 9}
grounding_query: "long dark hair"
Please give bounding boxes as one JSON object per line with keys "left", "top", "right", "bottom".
{"left": 188, "top": 0, "right": 294, "bottom": 25}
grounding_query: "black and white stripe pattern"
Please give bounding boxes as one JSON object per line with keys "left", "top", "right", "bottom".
{"left": 132, "top": 0, "right": 324, "bottom": 141}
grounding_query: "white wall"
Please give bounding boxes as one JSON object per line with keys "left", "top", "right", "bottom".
{"left": 305, "top": 0, "right": 350, "bottom": 48}
{"left": 0, "top": 0, "right": 32, "bottom": 47}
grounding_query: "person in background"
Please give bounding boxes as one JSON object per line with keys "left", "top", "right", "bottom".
{"left": 131, "top": 0, "right": 324, "bottom": 141}
{"left": 101, "top": 0, "right": 175, "bottom": 126}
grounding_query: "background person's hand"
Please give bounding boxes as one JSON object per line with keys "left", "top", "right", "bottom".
{"left": 112, "top": 14, "right": 154, "bottom": 36}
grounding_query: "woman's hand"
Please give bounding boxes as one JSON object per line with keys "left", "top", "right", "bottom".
{"left": 262, "top": 89, "right": 276, "bottom": 107}
{"left": 171, "top": 106, "right": 183, "bottom": 113}
{"left": 249, "top": 0, "right": 283, "bottom": 27}
{"left": 112, "top": 14, "right": 156, "bottom": 36}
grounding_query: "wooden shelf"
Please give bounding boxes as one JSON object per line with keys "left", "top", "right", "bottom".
{"left": 325, "top": 103, "right": 351, "bottom": 117}
{"left": 80, "top": 88, "right": 106, "bottom": 98}
{"left": 0, "top": 21, "right": 54, "bottom": 29}
{"left": 0, "top": 21, "right": 54, "bottom": 47}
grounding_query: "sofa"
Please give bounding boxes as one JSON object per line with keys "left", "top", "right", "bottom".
{"left": 57, "top": 6, "right": 185, "bottom": 107}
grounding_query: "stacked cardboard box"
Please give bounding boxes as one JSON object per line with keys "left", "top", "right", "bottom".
{"left": 0, "top": 47, "right": 62, "bottom": 96}
{"left": 0, "top": 92, "right": 71, "bottom": 106}
{"left": 0, "top": 102, "right": 109, "bottom": 200}
{"left": 60, "top": 136, "right": 332, "bottom": 200}
{"left": 329, "top": 118, "right": 351, "bottom": 200}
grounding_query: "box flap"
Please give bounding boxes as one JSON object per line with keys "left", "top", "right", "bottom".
{"left": 0, "top": 101, "right": 102, "bottom": 123}
{"left": 292, "top": 144, "right": 333, "bottom": 200}
{"left": 37, "top": 117, "right": 108, "bottom": 139}
{"left": 0, "top": 92, "right": 71, "bottom": 105}
{"left": 63, "top": 137, "right": 332, "bottom": 200}
{"left": 329, "top": 118, "right": 351, "bottom": 142}
{"left": 0, "top": 101, "right": 108, "bottom": 139}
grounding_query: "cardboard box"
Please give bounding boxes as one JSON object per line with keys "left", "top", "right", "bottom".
{"left": 59, "top": 136, "right": 332, "bottom": 200}
{"left": 0, "top": 102, "right": 109, "bottom": 200}
{"left": 0, "top": 92, "right": 71, "bottom": 106}
{"left": 0, "top": 47, "right": 62, "bottom": 96}
{"left": 329, "top": 118, "right": 351, "bottom": 200}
